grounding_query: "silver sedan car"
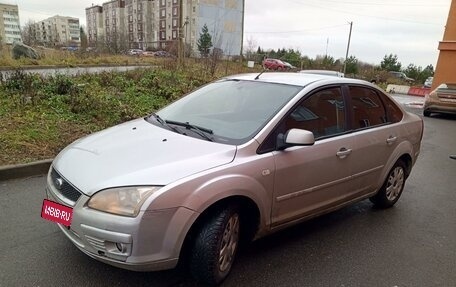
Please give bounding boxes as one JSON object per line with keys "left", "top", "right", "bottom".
{"left": 44, "top": 73, "right": 423, "bottom": 285}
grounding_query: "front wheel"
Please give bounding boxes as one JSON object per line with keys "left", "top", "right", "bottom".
{"left": 189, "top": 205, "right": 241, "bottom": 285}
{"left": 423, "top": 110, "right": 431, "bottom": 117}
{"left": 370, "top": 160, "right": 407, "bottom": 208}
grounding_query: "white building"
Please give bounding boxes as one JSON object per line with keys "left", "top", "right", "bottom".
{"left": 0, "top": 3, "right": 21, "bottom": 44}
{"left": 35, "top": 15, "right": 80, "bottom": 46}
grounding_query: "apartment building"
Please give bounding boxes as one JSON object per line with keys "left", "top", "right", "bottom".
{"left": 102, "top": 0, "right": 126, "bottom": 51}
{"left": 0, "top": 3, "right": 21, "bottom": 44}
{"left": 86, "top": 5, "right": 104, "bottom": 44}
{"left": 183, "top": 0, "right": 244, "bottom": 56}
{"left": 35, "top": 15, "right": 81, "bottom": 46}
{"left": 86, "top": 0, "right": 244, "bottom": 56}
{"left": 124, "top": 0, "right": 154, "bottom": 50}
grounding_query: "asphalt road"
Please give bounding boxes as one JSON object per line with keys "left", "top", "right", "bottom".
{"left": 1, "top": 102, "right": 455, "bottom": 287}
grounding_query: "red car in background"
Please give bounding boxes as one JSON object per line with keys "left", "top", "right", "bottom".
{"left": 262, "top": 58, "right": 288, "bottom": 70}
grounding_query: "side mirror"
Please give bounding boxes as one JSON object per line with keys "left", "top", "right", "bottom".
{"left": 277, "top": 129, "right": 315, "bottom": 150}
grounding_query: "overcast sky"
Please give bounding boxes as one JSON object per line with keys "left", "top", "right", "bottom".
{"left": 5, "top": 0, "right": 452, "bottom": 67}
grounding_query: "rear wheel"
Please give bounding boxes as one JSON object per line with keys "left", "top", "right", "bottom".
{"left": 423, "top": 110, "right": 431, "bottom": 117}
{"left": 189, "top": 205, "right": 240, "bottom": 285}
{"left": 370, "top": 160, "right": 407, "bottom": 208}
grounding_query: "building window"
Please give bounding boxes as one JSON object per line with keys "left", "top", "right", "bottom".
{"left": 160, "top": 20, "right": 165, "bottom": 28}
{"left": 160, "top": 9, "right": 166, "bottom": 18}
{"left": 173, "top": 7, "right": 178, "bottom": 16}
{"left": 172, "top": 30, "right": 177, "bottom": 39}
{"left": 129, "top": 24, "right": 133, "bottom": 32}
{"left": 138, "top": 24, "right": 143, "bottom": 31}
{"left": 172, "top": 18, "right": 178, "bottom": 28}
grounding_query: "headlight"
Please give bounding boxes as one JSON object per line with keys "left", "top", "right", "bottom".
{"left": 87, "top": 186, "right": 162, "bottom": 217}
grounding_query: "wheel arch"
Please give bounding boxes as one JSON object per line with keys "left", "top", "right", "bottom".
{"left": 178, "top": 195, "right": 261, "bottom": 266}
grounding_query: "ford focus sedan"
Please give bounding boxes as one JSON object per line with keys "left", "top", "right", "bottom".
{"left": 423, "top": 83, "right": 456, "bottom": 117}
{"left": 43, "top": 73, "right": 423, "bottom": 285}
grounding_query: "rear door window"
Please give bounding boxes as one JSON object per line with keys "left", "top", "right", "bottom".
{"left": 349, "top": 86, "right": 388, "bottom": 130}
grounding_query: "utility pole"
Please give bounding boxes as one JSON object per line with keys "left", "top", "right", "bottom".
{"left": 343, "top": 21, "right": 353, "bottom": 75}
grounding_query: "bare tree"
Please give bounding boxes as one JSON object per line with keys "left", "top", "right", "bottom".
{"left": 22, "top": 20, "right": 38, "bottom": 46}
{"left": 244, "top": 36, "right": 257, "bottom": 61}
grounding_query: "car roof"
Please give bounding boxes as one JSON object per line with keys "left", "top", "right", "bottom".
{"left": 226, "top": 72, "right": 369, "bottom": 87}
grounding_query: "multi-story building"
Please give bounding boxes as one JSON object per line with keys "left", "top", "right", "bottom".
{"left": 124, "top": 0, "right": 155, "bottom": 50}
{"left": 34, "top": 15, "right": 81, "bottom": 46}
{"left": 102, "top": 0, "right": 126, "bottom": 51}
{"left": 0, "top": 3, "right": 22, "bottom": 44}
{"left": 86, "top": 5, "right": 104, "bottom": 45}
{"left": 183, "top": 0, "right": 244, "bottom": 56}
{"left": 86, "top": 0, "right": 244, "bottom": 56}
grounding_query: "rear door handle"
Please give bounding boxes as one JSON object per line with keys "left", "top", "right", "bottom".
{"left": 336, "top": 147, "right": 352, "bottom": 159}
{"left": 386, "top": 136, "right": 398, "bottom": 145}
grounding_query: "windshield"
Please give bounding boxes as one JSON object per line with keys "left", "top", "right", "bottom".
{"left": 154, "top": 79, "right": 302, "bottom": 145}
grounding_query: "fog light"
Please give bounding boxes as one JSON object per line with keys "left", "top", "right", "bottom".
{"left": 116, "top": 242, "right": 124, "bottom": 252}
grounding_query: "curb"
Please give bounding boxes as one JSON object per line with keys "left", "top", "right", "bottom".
{"left": 0, "top": 159, "right": 53, "bottom": 182}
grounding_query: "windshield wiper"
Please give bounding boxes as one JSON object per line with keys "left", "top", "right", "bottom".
{"left": 165, "top": 120, "right": 214, "bottom": 142}
{"left": 148, "top": 113, "right": 181, "bottom": 133}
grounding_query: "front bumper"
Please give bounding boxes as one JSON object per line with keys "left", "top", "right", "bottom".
{"left": 46, "top": 171, "right": 198, "bottom": 272}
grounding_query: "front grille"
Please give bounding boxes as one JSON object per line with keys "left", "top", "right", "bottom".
{"left": 50, "top": 168, "right": 82, "bottom": 202}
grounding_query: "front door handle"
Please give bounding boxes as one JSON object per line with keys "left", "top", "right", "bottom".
{"left": 336, "top": 147, "right": 352, "bottom": 159}
{"left": 386, "top": 136, "right": 398, "bottom": 145}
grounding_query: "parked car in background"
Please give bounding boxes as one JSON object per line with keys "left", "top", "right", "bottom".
{"left": 424, "top": 77, "right": 433, "bottom": 88}
{"left": 388, "top": 71, "right": 414, "bottom": 84}
{"left": 423, "top": 83, "right": 456, "bottom": 117}
{"left": 299, "top": 69, "right": 344, "bottom": 77}
{"left": 141, "top": 51, "right": 155, "bottom": 57}
{"left": 283, "top": 61, "right": 296, "bottom": 70}
{"left": 153, "top": 50, "right": 175, "bottom": 58}
{"left": 43, "top": 73, "right": 423, "bottom": 285}
{"left": 127, "top": 49, "right": 143, "bottom": 56}
{"left": 262, "top": 58, "right": 288, "bottom": 70}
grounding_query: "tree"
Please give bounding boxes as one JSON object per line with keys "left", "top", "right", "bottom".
{"left": 197, "top": 24, "right": 212, "bottom": 58}
{"left": 244, "top": 36, "right": 257, "bottom": 61}
{"left": 345, "top": 55, "right": 359, "bottom": 75}
{"left": 80, "top": 26, "right": 88, "bottom": 49}
{"left": 381, "top": 54, "right": 401, "bottom": 71}
{"left": 22, "top": 20, "right": 37, "bottom": 46}
{"left": 404, "top": 64, "right": 421, "bottom": 81}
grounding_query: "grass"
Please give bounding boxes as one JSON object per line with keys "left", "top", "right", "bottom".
{"left": 0, "top": 56, "right": 257, "bottom": 166}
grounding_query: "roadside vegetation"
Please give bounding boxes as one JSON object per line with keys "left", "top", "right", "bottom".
{"left": 0, "top": 59, "right": 254, "bottom": 165}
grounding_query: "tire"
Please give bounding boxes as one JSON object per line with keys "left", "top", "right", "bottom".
{"left": 423, "top": 110, "right": 431, "bottom": 117}
{"left": 370, "top": 160, "right": 407, "bottom": 208}
{"left": 189, "top": 205, "right": 241, "bottom": 285}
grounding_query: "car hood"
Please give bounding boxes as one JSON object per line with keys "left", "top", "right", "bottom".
{"left": 53, "top": 119, "right": 236, "bottom": 195}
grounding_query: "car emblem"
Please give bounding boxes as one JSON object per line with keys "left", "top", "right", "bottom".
{"left": 54, "top": 178, "right": 64, "bottom": 190}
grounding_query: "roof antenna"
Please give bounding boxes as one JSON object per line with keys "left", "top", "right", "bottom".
{"left": 255, "top": 68, "right": 267, "bottom": 80}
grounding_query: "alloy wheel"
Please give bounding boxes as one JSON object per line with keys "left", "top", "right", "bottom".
{"left": 218, "top": 214, "right": 240, "bottom": 272}
{"left": 385, "top": 166, "right": 404, "bottom": 201}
